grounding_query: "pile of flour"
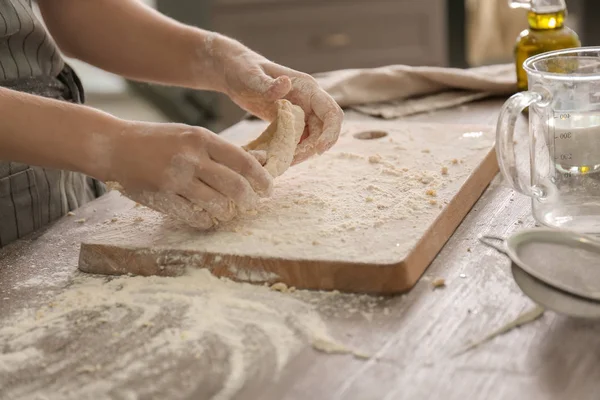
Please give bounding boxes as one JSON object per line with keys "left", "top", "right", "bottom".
{"left": 0, "top": 269, "right": 360, "bottom": 400}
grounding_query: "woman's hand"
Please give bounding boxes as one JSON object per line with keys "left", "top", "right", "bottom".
{"left": 209, "top": 36, "right": 344, "bottom": 165}
{"left": 103, "top": 121, "right": 273, "bottom": 228}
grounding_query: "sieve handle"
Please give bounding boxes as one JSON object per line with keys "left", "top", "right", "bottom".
{"left": 478, "top": 235, "right": 509, "bottom": 255}
{"left": 496, "top": 90, "right": 547, "bottom": 198}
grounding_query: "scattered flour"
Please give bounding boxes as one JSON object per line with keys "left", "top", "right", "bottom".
{"left": 0, "top": 347, "right": 43, "bottom": 373}
{"left": 0, "top": 269, "right": 356, "bottom": 400}
{"left": 226, "top": 264, "right": 280, "bottom": 283}
{"left": 11, "top": 275, "right": 49, "bottom": 290}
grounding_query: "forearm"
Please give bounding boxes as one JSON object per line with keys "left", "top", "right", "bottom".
{"left": 39, "top": 0, "right": 239, "bottom": 92}
{"left": 0, "top": 87, "right": 124, "bottom": 181}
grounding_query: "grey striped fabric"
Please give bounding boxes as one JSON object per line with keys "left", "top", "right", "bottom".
{"left": 0, "top": 0, "right": 64, "bottom": 80}
{"left": 0, "top": 78, "right": 99, "bottom": 247}
{"left": 0, "top": 1, "right": 103, "bottom": 247}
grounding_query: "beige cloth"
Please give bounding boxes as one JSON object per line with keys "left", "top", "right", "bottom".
{"left": 466, "top": 0, "right": 528, "bottom": 66}
{"left": 314, "top": 63, "right": 518, "bottom": 119}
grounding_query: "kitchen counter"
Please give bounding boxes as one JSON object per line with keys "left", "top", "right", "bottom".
{"left": 2, "top": 98, "right": 599, "bottom": 400}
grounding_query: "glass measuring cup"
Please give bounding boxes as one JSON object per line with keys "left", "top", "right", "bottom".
{"left": 497, "top": 47, "right": 600, "bottom": 233}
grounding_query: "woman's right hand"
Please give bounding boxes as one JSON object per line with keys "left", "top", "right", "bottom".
{"left": 101, "top": 121, "right": 273, "bottom": 228}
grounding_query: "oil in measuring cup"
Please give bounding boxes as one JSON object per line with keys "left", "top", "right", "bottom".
{"left": 549, "top": 111, "right": 600, "bottom": 178}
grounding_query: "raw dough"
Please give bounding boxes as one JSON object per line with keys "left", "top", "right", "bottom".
{"left": 244, "top": 99, "right": 306, "bottom": 178}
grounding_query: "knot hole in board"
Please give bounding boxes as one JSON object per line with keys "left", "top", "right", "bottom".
{"left": 353, "top": 130, "right": 389, "bottom": 140}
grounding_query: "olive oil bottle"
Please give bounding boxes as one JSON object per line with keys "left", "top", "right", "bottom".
{"left": 511, "top": 0, "right": 581, "bottom": 91}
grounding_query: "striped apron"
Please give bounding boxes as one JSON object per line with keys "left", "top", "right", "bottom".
{"left": 0, "top": 0, "right": 106, "bottom": 247}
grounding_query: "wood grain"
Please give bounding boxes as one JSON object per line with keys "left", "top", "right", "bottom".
{"left": 78, "top": 120, "right": 498, "bottom": 294}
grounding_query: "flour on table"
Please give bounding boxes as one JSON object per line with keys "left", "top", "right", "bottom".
{"left": 0, "top": 269, "right": 357, "bottom": 400}
{"left": 243, "top": 99, "right": 306, "bottom": 178}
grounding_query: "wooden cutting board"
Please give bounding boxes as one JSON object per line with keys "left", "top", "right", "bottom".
{"left": 78, "top": 120, "right": 498, "bottom": 294}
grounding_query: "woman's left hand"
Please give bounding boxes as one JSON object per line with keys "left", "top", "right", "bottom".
{"left": 212, "top": 40, "right": 344, "bottom": 165}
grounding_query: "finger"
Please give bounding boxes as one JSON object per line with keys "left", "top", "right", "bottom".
{"left": 180, "top": 180, "right": 236, "bottom": 222}
{"left": 158, "top": 193, "right": 214, "bottom": 230}
{"left": 266, "top": 76, "right": 292, "bottom": 100}
{"left": 124, "top": 190, "right": 214, "bottom": 230}
{"left": 292, "top": 115, "right": 322, "bottom": 165}
{"left": 240, "top": 74, "right": 292, "bottom": 122}
{"left": 285, "top": 76, "right": 314, "bottom": 112}
{"left": 196, "top": 160, "right": 260, "bottom": 212}
{"left": 246, "top": 72, "right": 292, "bottom": 100}
{"left": 299, "top": 130, "right": 309, "bottom": 144}
{"left": 292, "top": 98, "right": 342, "bottom": 165}
{"left": 309, "top": 89, "right": 344, "bottom": 151}
{"left": 208, "top": 138, "right": 273, "bottom": 197}
{"left": 293, "top": 139, "right": 318, "bottom": 165}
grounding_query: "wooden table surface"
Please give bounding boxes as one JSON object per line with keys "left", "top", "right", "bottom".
{"left": 2, "top": 98, "right": 600, "bottom": 400}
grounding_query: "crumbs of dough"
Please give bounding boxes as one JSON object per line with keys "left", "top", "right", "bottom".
{"left": 270, "top": 282, "right": 289, "bottom": 292}
{"left": 432, "top": 278, "right": 446, "bottom": 288}
{"left": 382, "top": 168, "right": 402, "bottom": 177}
{"left": 420, "top": 175, "right": 434, "bottom": 184}
{"left": 368, "top": 155, "right": 382, "bottom": 164}
{"left": 335, "top": 152, "right": 364, "bottom": 160}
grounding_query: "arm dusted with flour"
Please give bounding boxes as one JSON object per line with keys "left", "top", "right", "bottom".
{"left": 0, "top": 86, "right": 272, "bottom": 229}
{"left": 38, "top": 0, "right": 222, "bottom": 92}
{"left": 0, "top": 86, "right": 122, "bottom": 180}
{"left": 38, "top": 0, "right": 344, "bottom": 163}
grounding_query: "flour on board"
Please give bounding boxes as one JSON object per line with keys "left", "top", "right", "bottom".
{"left": 92, "top": 123, "right": 494, "bottom": 266}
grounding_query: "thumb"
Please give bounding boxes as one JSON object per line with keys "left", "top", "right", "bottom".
{"left": 247, "top": 73, "right": 292, "bottom": 101}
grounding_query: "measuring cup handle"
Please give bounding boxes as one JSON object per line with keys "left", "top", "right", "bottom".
{"left": 496, "top": 90, "right": 545, "bottom": 197}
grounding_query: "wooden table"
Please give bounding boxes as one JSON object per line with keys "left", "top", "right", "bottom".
{"left": 2, "top": 98, "right": 600, "bottom": 400}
